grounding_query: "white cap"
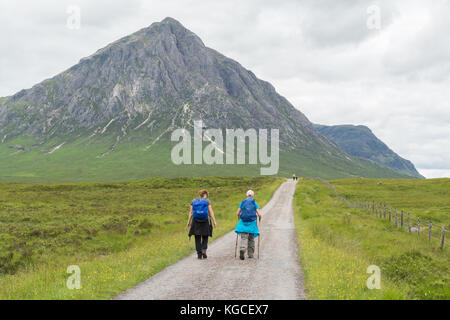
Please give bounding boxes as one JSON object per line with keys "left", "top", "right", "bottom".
{"left": 246, "top": 190, "right": 255, "bottom": 197}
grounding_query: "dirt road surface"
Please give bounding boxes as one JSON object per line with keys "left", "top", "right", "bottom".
{"left": 116, "top": 180, "right": 306, "bottom": 300}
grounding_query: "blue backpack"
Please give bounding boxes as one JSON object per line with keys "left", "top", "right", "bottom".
{"left": 192, "top": 198, "right": 209, "bottom": 220}
{"left": 240, "top": 198, "right": 257, "bottom": 222}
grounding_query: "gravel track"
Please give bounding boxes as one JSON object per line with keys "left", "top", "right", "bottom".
{"left": 116, "top": 180, "right": 306, "bottom": 300}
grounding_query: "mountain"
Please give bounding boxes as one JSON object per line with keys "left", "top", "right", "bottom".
{"left": 0, "top": 17, "right": 409, "bottom": 182}
{"left": 314, "top": 124, "right": 423, "bottom": 178}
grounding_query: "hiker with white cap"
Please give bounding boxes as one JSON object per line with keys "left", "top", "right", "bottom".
{"left": 234, "top": 190, "right": 261, "bottom": 260}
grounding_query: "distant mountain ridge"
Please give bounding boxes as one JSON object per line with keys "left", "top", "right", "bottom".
{"left": 314, "top": 124, "right": 423, "bottom": 178}
{"left": 0, "top": 18, "right": 411, "bottom": 182}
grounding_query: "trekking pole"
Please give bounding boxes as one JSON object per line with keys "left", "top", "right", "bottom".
{"left": 258, "top": 216, "right": 262, "bottom": 260}
{"left": 235, "top": 215, "right": 239, "bottom": 259}
{"left": 235, "top": 233, "right": 238, "bottom": 259}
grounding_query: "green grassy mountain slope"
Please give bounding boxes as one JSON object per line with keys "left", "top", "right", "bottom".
{"left": 0, "top": 133, "right": 408, "bottom": 183}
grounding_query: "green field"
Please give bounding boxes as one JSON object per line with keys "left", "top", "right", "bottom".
{"left": 2, "top": 176, "right": 448, "bottom": 300}
{"left": 294, "top": 178, "right": 449, "bottom": 300}
{"left": 0, "top": 131, "right": 410, "bottom": 183}
{"left": 332, "top": 178, "right": 450, "bottom": 227}
{"left": 0, "top": 176, "right": 282, "bottom": 299}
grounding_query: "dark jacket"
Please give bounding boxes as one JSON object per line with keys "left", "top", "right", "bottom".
{"left": 189, "top": 218, "right": 213, "bottom": 238}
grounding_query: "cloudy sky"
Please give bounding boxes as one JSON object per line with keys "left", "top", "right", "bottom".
{"left": 1, "top": 0, "right": 449, "bottom": 178}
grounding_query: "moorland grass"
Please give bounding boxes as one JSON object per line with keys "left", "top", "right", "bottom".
{"left": 293, "top": 179, "right": 449, "bottom": 300}
{"left": 0, "top": 176, "right": 283, "bottom": 299}
{"left": 331, "top": 178, "right": 450, "bottom": 226}
{"left": 0, "top": 133, "right": 408, "bottom": 183}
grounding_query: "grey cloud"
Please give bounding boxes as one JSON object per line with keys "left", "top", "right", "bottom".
{"left": 383, "top": 1, "right": 450, "bottom": 81}
{"left": 298, "top": 0, "right": 397, "bottom": 48}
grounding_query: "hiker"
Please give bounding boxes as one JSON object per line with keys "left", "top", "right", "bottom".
{"left": 187, "top": 189, "right": 217, "bottom": 259}
{"left": 292, "top": 174, "right": 296, "bottom": 181}
{"left": 235, "top": 190, "right": 261, "bottom": 260}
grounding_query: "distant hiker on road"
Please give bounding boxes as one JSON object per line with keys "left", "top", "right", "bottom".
{"left": 187, "top": 190, "right": 217, "bottom": 260}
{"left": 292, "top": 174, "right": 296, "bottom": 181}
{"left": 235, "top": 190, "right": 261, "bottom": 260}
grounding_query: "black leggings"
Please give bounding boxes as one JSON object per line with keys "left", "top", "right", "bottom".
{"left": 195, "top": 235, "right": 209, "bottom": 254}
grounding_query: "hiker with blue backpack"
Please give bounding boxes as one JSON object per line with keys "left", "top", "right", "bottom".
{"left": 187, "top": 189, "right": 217, "bottom": 259}
{"left": 235, "top": 190, "right": 262, "bottom": 260}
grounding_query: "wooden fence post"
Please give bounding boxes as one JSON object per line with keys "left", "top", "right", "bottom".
{"left": 407, "top": 213, "right": 411, "bottom": 232}
{"left": 428, "top": 222, "right": 432, "bottom": 242}
{"left": 417, "top": 218, "right": 421, "bottom": 236}
{"left": 441, "top": 227, "right": 445, "bottom": 249}
{"left": 395, "top": 209, "right": 398, "bottom": 227}
{"left": 389, "top": 207, "right": 392, "bottom": 222}
{"left": 401, "top": 211, "right": 404, "bottom": 228}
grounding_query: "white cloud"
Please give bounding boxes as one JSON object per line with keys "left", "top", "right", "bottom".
{"left": 0, "top": 0, "right": 449, "bottom": 177}
{"left": 418, "top": 169, "right": 450, "bottom": 179}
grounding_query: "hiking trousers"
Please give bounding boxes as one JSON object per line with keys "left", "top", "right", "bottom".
{"left": 240, "top": 233, "right": 255, "bottom": 257}
{"left": 195, "top": 235, "right": 208, "bottom": 254}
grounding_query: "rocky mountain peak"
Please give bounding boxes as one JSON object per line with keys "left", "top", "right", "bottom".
{"left": 1, "top": 17, "right": 329, "bottom": 149}
{"left": 0, "top": 17, "right": 417, "bottom": 181}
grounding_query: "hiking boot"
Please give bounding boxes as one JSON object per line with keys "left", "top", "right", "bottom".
{"left": 240, "top": 250, "right": 245, "bottom": 260}
{"left": 197, "top": 253, "right": 203, "bottom": 260}
{"left": 202, "top": 250, "right": 207, "bottom": 259}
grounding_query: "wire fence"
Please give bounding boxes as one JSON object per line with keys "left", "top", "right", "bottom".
{"left": 351, "top": 199, "right": 448, "bottom": 249}
{"left": 313, "top": 178, "right": 449, "bottom": 250}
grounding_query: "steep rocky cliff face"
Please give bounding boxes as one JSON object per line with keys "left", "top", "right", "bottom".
{"left": 0, "top": 18, "right": 408, "bottom": 182}
{"left": 0, "top": 18, "right": 331, "bottom": 151}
